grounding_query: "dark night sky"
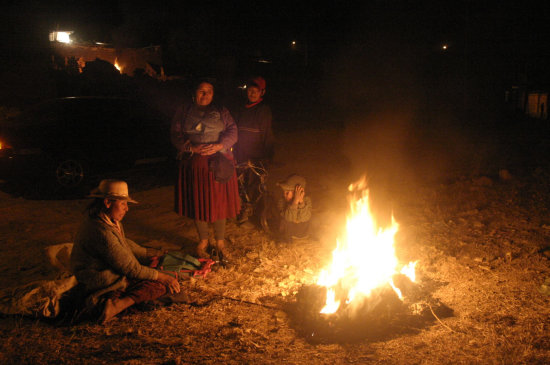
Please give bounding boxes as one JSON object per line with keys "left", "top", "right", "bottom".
{"left": 3, "top": 1, "right": 549, "bottom": 60}
{"left": 1, "top": 1, "right": 550, "bottom": 111}
{"left": 1, "top": 1, "right": 550, "bottom": 180}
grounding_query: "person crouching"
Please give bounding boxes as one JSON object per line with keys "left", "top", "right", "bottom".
{"left": 70, "top": 179, "right": 180, "bottom": 324}
{"left": 276, "top": 174, "right": 312, "bottom": 242}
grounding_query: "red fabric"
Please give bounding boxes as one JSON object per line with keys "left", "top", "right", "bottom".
{"left": 108, "top": 279, "right": 167, "bottom": 304}
{"left": 245, "top": 99, "right": 263, "bottom": 109}
{"left": 149, "top": 256, "right": 215, "bottom": 279}
{"left": 194, "top": 258, "right": 215, "bottom": 278}
{"left": 175, "top": 152, "right": 241, "bottom": 222}
{"left": 149, "top": 256, "right": 160, "bottom": 268}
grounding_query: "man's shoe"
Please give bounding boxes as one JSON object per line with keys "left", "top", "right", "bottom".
{"left": 218, "top": 250, "right": 231, "bottom": 268}
{"left": 214, "top": 240, "right": 232, "bottom": 268}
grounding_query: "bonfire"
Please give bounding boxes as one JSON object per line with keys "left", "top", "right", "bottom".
{"left": 292, "top": 177, "right": 451, "bottom": 343}
{"left": 316, "top": 177, "right": 416, "bottom": 316}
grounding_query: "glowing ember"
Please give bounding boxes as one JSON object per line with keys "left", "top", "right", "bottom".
{"left": 316, "top": 178, "right": 416, "bottom": 314}
{"left": 320, "top": 288, "right": 340, "bottom": 314}
{"left": 400, "top": 261, "right": 417, "bottom": 282}
{"left": 114, "top": 59, "right": 122, "bottom": 72}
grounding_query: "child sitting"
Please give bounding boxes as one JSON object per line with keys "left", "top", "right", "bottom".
{"left": 276, "top": 174, "right": 312, "bottom": 241}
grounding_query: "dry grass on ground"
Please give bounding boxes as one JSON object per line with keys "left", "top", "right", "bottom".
{"left": 0, "top": 129, "right": 549, "bottom": 364}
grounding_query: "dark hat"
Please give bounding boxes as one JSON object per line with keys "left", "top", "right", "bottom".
{"left": 195, "top": 77, "right": 217, "bottom": 90}
{"left": 247, "top": 76, "right": 266, "bottom": 91}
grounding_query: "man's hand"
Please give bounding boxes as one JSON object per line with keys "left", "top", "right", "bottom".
{"left": 157, "top": 272, "right": 181, "bottom": 294}
{"left": 146, "top": 247, "right": 166, "bottom": 258}
{"left": 293, "top": 184, "right": 305, "bottom": 205}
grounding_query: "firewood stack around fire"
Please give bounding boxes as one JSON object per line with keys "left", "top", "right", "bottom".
{"left": 289, "top": 272, "right": 454, "bottom": 343}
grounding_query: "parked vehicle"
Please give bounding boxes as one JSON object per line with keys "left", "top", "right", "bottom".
{"left": 0, "top": 96, "right": 173, "bottom": 197}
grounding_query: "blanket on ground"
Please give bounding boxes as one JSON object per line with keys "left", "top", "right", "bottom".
{"left": 0, "top": 243, "right": 77, "bottom": 318}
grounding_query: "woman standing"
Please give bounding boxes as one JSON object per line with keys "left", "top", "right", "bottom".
{"left": 171, "top": 80, "right": 240, "bottom": 264}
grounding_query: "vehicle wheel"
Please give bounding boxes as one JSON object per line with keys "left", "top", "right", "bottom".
{"left": 31, "top": 157, "right": 90, "bottom": 199}
{"left": 55, "top": 159, "right": 86, "bottom": 188}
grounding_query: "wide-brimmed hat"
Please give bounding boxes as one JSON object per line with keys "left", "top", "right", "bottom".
{"left": 87, "top": 179, "right": 138, "bottom": 203}
{"left": 277, "top": 174, "right": 306, "bottom": 191}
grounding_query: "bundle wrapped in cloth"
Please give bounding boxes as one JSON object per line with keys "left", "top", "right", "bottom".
{"left": 150, "top": 250, "right": 215, "bottom": 279}
{"left": 0, "top": 243, "right": 77, "bottom": 318}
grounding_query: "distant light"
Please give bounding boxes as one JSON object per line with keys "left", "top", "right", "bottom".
{"left": 54, "top": 31, "right": 73, "bottom": 44}
{"left": 257, "top": 58, "right": 271, "bottom": 64}
{"left": 442, "top": 44, "right": 448, "bottom": 50}
{"left": 291, "top": 40, "right": 297, "bottom": 47}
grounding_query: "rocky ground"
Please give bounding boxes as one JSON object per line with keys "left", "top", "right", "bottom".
{"left": 0, "top": 126, "right": 549, "bottom": 364}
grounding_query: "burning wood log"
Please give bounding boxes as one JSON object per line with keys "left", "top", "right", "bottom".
{"left": 290, "top": 278, "right": 454, "bottom": 344}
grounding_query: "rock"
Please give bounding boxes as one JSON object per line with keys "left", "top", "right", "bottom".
{"left": 538, "top": 278, "right": 550, "bottom": 296}
{"left": 473, "top": 176, "right": 493, "bottom": 186}
{"left": 499, "top": 169, "right": 513, "bottom": 181}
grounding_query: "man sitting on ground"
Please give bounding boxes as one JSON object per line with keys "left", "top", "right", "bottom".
{"left": 70, "top": 179, "right": 180, "bottom": 324}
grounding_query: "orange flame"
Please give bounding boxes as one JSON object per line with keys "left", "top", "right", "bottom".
{"left": 114, "top": 58, "right": 122, "bottom": 72}
{"left": 316, "top": 177, "right": 415, "bottom": 314}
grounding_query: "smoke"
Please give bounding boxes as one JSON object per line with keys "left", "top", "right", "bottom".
{"left": 317, "top": 33, "right": 505, "bottom": 212}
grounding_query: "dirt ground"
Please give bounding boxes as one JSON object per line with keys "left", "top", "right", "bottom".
{"left": 0, "top": 127, "right": 549, "bottom": 364}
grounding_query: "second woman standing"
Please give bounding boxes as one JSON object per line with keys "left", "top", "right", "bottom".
{"left": 171, "top": 79, "right": 241, "bottom": 264}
